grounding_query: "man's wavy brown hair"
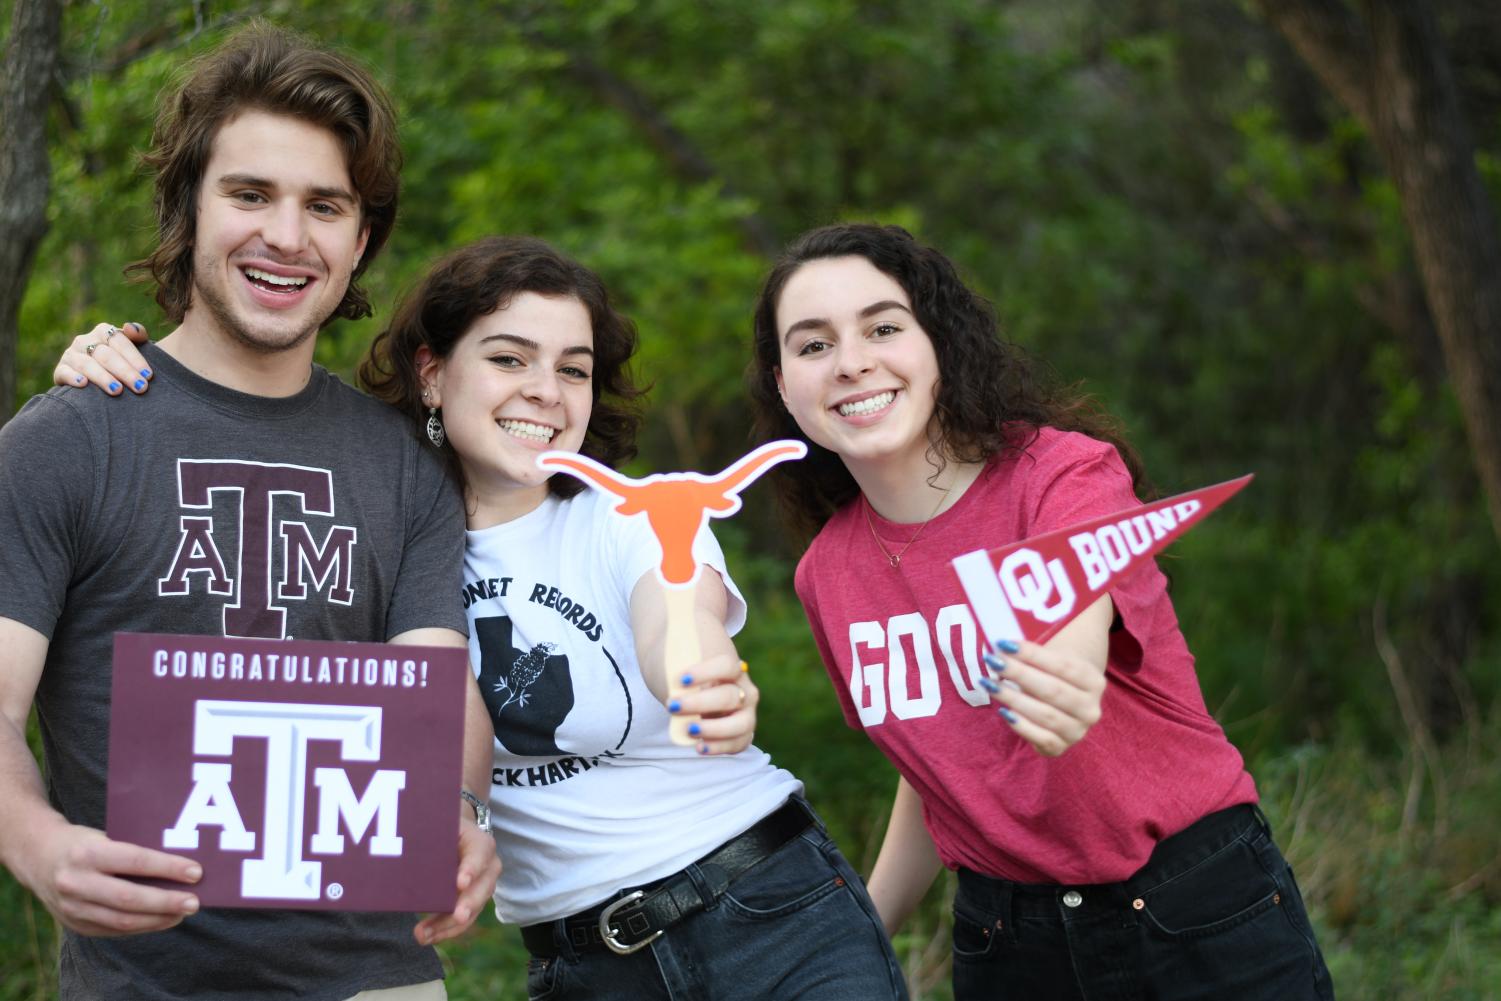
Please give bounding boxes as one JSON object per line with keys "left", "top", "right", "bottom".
{"left": 125, "top": 20, "right": 400, "bottom": 324}
{"left": 360, "top": 236, "right": 646, "bottom": 497}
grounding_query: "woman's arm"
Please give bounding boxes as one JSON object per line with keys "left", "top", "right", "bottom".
{"left": 629, "top": 568, "right": 759, "bottom": 754}
{"left": 866, "top": 775, "right": 943, "bottom": 936}
{"left": 983, "top": 594, "right": 1112, "bottom": 757}
{"left": 52, "top": 322, "right": 153, "bottom": 395}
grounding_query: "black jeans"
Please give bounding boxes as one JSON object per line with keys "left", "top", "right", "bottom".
{"left": 523, "top": 803, "right": 906, "bottom": 1001}
{"left": 951, "top": 805, "right": 1334, "bottom": 1001}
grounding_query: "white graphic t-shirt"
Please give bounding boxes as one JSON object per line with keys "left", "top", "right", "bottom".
{"left": 463, "top": 489, "right": 801, "bottom": 925}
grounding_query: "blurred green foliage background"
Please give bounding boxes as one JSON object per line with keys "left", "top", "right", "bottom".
{"left": 3, "top": 1, "right": 1499, "bottom": 998}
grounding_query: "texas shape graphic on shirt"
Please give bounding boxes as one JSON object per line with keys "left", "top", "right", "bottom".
{"left": 475, "top": 615, "right": 575, "bottom": 757}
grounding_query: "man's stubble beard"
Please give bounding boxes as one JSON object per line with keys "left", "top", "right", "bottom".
{"left": 190, "top": 251, "right": 336, "bottom": 355}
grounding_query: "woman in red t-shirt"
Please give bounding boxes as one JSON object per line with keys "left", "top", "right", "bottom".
{"left": 748, "top": 223, "right": 1333, "bottom": 1001}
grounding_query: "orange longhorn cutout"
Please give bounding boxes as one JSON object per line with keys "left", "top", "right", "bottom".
{"left": 538, "top": 440, "right": 805, "bottom": 746}
{"left": 537, "top": 441, "right": 808, "bottom": 586}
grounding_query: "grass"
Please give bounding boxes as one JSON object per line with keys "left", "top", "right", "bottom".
{"left": 5, "top": 712, "right": 1498, "bottom": 999}
{"left": 5, "top": 615, "right": 1494, "bottom": 1001}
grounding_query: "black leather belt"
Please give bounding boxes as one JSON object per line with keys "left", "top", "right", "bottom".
{"left": 521, "top": 798, "right": 816, "bottom": 957}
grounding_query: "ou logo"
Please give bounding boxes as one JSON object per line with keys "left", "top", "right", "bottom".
{"left": 996, "top": 548, "right": 1075, "bottom": 624}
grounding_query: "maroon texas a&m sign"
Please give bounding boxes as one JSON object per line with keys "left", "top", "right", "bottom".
{"left": 106, "top": 633, "right": 467, "bottom": 911}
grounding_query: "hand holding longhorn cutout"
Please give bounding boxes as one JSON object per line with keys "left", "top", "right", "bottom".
{"left": 538, "top": 441, "right": 807, "bottom": 745}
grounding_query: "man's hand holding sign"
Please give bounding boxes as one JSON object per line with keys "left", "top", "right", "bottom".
{"left": 950, "top": 475, "right": 1253, "bottom": 756}
{"left": 0, "top": 620, "right": 203, "bottom": 937}
{"left": 104, "top": 633, "right": 472, "bottom": 914}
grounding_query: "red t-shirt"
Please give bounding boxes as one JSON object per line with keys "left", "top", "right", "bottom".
{"left": 795, "top": 428, "right": 1257, "bottom": 883}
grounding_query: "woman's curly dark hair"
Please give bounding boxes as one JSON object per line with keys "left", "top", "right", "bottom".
{"left": 361, "top": 236, "right": 645, "bottom": 497}
{"left": 748, "top": 223, "right": 1148, "bottom": 542}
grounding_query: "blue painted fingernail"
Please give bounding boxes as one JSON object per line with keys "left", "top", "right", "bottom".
{"left": 667, "top": 700, "right": 681, "bottom": 714}
{"left": 109, "top": 381, "right": 121, "bottom": 393}
{"left": 133, "top": 379, "right": 145, "bottom": 391}
{"left": 998, "top": 706, "right": 1019, "bottom": 723}
{"left": 74, "top": 375, "right": 85, "bottom": 385}
{"left": 982, "top": 653, "right": 1006, "bottom": 673}
{"left": 688, "top": 722, "right": 701, "bottom": 736}
{"left": 141, "top": 368, "right": 152, "bottom": 378}
{"left": 697, "top": 742, "right": 709, "bottom": 755}
{"left": 680, "top": 673, "right": 693, "bottom": 686}
{"left": 995, "top": 638, "right": 1021, "bottom": 654}
{"left": 978, "top": 676, "right": 1000, "bottom": 694}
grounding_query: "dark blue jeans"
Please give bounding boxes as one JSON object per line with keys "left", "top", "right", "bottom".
{"left": 524, "top": 813, "right": 908, "bottom": 1001}
{"left": 951, "top": 805, "right": 1334, "bottom": 1001}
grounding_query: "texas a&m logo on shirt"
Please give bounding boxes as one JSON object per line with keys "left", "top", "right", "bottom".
{"left": 157, "top": 460, "right": 358, "bottom": 639}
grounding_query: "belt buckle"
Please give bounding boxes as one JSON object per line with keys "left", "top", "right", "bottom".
{"left": 598, "top": 890, "right": 663, "bottom": 955}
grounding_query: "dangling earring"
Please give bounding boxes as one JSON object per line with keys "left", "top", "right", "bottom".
{"left": 422, "top": 388, "right": 445, "bottom": 448}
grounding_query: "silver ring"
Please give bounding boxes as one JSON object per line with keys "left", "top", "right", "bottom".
{"left": 85, "top": 343, "right": 99, "bottom": 357}
{"left": 104, "top": 325, "right": 120, "bottom": 339}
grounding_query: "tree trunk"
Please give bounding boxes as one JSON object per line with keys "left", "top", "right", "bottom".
{"left": 1254, "top": 0, "right": 1501, "bottom": 548}
{"left": 1364, "top": 1, "right": 1501, "bottom": 549}
{"left": 0, "top": 0, "right": 63, "bottom": 422}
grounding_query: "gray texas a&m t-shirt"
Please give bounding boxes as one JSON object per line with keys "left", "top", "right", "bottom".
{"left": 0, "top": 343, "right": 466, "bottom": 1001}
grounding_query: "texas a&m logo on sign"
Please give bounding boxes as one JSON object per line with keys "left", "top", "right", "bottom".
{"left": 106, "top": 633, "right": 466, "bottom": 911}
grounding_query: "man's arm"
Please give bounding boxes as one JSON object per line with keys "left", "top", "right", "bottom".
{"left": 390, "top": 627, "right": 500, "bottom": 945}
{"left": 0, "top": 617, "right": 201, "bottom": 936}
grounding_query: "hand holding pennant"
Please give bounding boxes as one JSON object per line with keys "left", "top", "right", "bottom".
{"left": 537, "top": 441, "right": 806, "bottom": 745}
{"left": 952, "top": 475, "right": 1253, "bottom": 649}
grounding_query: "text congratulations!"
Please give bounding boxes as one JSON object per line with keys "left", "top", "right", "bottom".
{"left": 151, "top": 643, "right": 432, "bottom": 689}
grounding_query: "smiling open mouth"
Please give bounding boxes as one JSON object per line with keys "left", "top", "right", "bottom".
{"left": 244, "top": 267, "right": 309, "bottom": 293}
{"left": 499, "top": 419, "right": 556, "bottom": 442}
{"left": 838, "top": 391, "right": 895, "bottom": 417}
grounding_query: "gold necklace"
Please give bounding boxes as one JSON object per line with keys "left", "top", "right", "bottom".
{"left": 862, "top": 489, "right": 949, "bottom": 569}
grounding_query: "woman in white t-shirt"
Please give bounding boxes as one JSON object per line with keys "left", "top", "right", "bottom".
{"left": 59, "top": 236, "right": 906, "bottom": 1001}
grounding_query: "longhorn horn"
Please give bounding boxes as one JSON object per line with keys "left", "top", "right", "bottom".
{"left": 537, "top": 452, "right": 641, "bottom": 499}
{"left": 700, "top": 440, "right": 808, "bottom": 497}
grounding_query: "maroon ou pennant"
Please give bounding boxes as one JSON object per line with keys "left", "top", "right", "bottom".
{"left": 951, "top": 475, "right": 1253, "bottom": 647}
{"left": 106, "top": 633, "right": 467, "bottom": 911}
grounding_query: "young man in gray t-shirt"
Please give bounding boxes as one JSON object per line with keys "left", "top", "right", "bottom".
{"left": 0, "top": 24, "right": 498, "bottom": 1001}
